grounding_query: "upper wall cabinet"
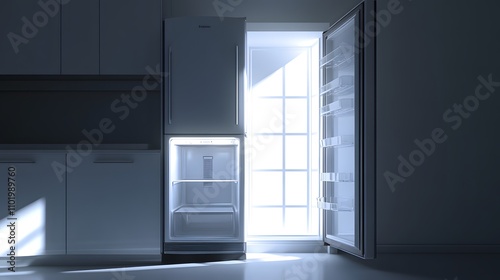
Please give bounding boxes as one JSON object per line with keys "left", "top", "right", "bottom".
{"left": 61, "top": 0, "right": 100, "bottom": 74}
{"left": 100, "top": 0, "right": 162, "bottom": 75}
{"left": 0, "top": 0, "right": 162, "bottom": 75}
{"left": 0, "top": 0, "right": 61, "bottom": 74}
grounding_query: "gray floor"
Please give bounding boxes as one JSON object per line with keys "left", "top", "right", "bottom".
{"left": 2, "top": 253, "right": 499, "bottom": 280}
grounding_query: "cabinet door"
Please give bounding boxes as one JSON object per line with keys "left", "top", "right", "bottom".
{"left": 100, "top": 0, "right": 162, "bottom": 75}
{"left": 0, "top": 153, "right": 66, "bottom": 256}
{"left": 164, "top": 17, "right": 245, "bottom": 134}
{"left": 0, "top": 0, "right": 61, "bottom": 74}
{"left": 67, "top": 152, "right": 161, "bottom": 254}
{"left": 61, "top": 0, "right": 99, "bottom": 74}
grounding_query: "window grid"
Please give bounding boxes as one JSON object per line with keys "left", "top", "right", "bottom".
{"left": 248, "top": 44, "right": 319, "bottom": 237}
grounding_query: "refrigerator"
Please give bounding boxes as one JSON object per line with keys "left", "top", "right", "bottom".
{"left": 163, "top": 17, "right": 246, "bottom": 257}
{"left": 317, "top": 0, "right": 376, "bottom": 259}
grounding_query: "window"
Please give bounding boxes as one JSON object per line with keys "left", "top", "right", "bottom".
{"left": 246, "top": 31, "right": 322, "bottom": 240}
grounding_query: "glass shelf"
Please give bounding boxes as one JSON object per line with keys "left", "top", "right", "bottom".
{"left": 174, "top": 205, "right": 236, "bottom": 213}
{"left": 321, "top": 172, "right": 354, "bottom": 182}
{"left": 317, "top": 197, "right": 354, "bottom": 212}
{"left": 320, "top": 75, "right": 354, "bottom": 96}
{"left": 321, "top": 135, "right": 354, "bottom": 148}
{"left": 172, "top": 180, "right": 238, "bottom": 184}
{"left": 320, "top": 43, "right": 354, "bottom": 68}
{"left": 320, "top": 98, "right": 354, "bottom": 116}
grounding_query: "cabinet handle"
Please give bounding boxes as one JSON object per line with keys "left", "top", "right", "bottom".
{"left": 0, "top": 160, "right": 35, "bottom": 163}
{"left": 235, "top": 45, "right": 239, "bottom": 126}
{"left": 93, "top": 160, "right": 134, "bottom": 164}
{"left": 168, "top": 46, "right": 173, "bottom": 125}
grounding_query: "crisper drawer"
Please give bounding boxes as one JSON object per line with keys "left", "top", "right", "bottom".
{"left": 172, "top": 206, "right": 237, "bottom": 239}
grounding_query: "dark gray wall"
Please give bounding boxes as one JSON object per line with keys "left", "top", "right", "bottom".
{"left": 375, "top": 0, "right": 500, "bottom": 247}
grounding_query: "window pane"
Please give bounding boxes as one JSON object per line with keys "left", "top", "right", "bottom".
{"left": 251, "top": 98, "right": 283, "bottom": 133}
{"left": 251, "top": 172, "right": 283, "bottom": 206}
{"left": 251, "top": 135, "right": 283, "bottom": 170}
{"left": 285, "top": 52, "right": 308, "bottom": 96}
{"left": 284, "top": 208, "right": 308, "bottom": 234}
{"left": 252, "top": 68, "right": 283, "bottom": 97}
{"left": 285, "top": 135, "right": 308, "bottom": 170}
{"left": 249, "top": 207, "right": 283, "bottom": 235}
{"left": 285, "top": 98, "right": 308, "bottom": 133}
{"left": 285, "top": 172, "right": 307, "bottom": 205}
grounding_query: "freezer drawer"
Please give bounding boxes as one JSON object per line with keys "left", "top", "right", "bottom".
{"left": 172, "top": 206, "right": 238, "bottom": 239}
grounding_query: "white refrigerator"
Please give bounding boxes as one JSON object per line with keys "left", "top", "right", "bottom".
{"left": 317, "top": 0, "right": 376, "bottom": 259}
{"left": 163, "top": 16, "right": 246, "bottom": 257}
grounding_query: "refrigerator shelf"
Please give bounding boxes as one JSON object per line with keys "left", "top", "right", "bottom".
{"left": 321, "top": 172, "right": 354, "bottom": 182}
{"left": 322, "top": 55, "right": 354, "bottom": 69}
{"left": 320, "top": 84, "right": 354, "bottom": 97}
{"left": 172, "top": 180, "right": 238, "bottom": 184}
{"left": 320, "top": 98, "right": 354, "bottom": 116}
{"left": 321, "top": 135, "right": 354, "bottom": 148}
{"left": 320, "top": 43, "right": 354, "bottom": 68}
{"left": 317, "top": 197, "right": 354, "bottom": 212}
{"left": 320, "top": 76, "right": 354, "bottom": 96}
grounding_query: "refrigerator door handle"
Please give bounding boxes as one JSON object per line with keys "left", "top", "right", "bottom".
{"left": 168, "top": 46, "right": 173, "bottom": 125}
{"left": 235, "top": 45, "right": 239, "bottom": 126}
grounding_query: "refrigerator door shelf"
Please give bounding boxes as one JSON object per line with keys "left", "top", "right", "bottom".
{"left": 320, "top": 98, "right": 354, "bottom": 116}
{"left": 320, "top": 43, "right": 355, "bottom": 68}
{"left": 320, "top": 84, "right": 354, "bottom": 97}
{"left": 317, "top": 197, "right": 354, "bottom": 212}
{"left": 321, "top": 172, "right": 354, "bottom": 182}
{"left": 320, "top": 75, "right": 354, "bottom": 96}
{"left": 321, "top": 135, "right": 354, "bottom": 148}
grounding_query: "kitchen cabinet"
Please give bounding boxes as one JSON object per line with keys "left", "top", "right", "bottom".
{"left": 100, "top": 0, "right": 162, "bottom": 75}
{"left": 0, "top": 153, "right": 66, "bottom": 256}
{"left": 0, "top": 0, "right": 161, "bottom": 75}
{"left": 0, "top": 0, "right": 61, "bottom": 74}
{"left": 67, "top": 152, "right": 161, "bottom": 254}
{"left": 61, "top": 0, "right": 99, "bottom": 74}
{"left": 164, "top": 17, "right": 245, "bottom": 134}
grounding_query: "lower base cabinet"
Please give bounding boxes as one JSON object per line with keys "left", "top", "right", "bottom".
{"left": 0, "top": 153, "right": 66, "bottom": 256}
{"left": 66, "top": 152, "right": 161, "bottom": 255}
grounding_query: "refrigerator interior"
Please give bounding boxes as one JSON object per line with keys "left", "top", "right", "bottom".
{"left": 319, "top": 14, "right": 357, "bottom": 245}
{"left": 167, "top": 138, "right": 241, "bottom": 240}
